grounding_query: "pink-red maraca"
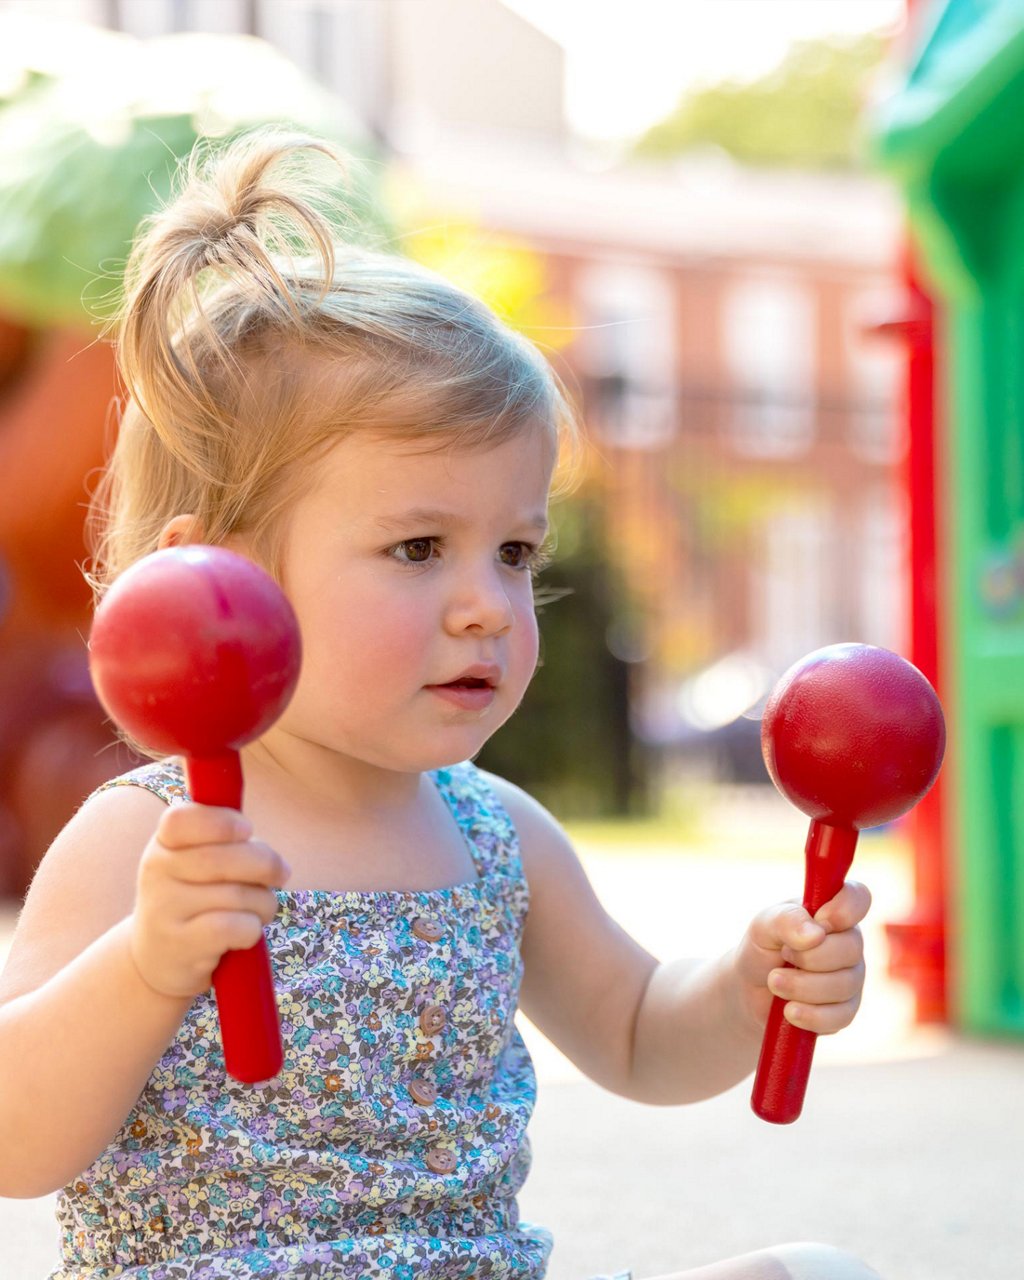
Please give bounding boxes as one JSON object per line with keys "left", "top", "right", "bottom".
{"left": 89, "top": 545, "right": 301, "bottom": 761}
{"left": 762, "top": 642, "right": 946, "bottom": 832}
{"left": 751, "top": 643, "right": 944, "bottom": 1124}
{"left": 89, "top": 545, "right": 302, "bottom": 1084}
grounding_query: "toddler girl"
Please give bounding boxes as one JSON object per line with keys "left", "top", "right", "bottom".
{"left": 0, "top": 130, "right": 880, "bottom": 1280}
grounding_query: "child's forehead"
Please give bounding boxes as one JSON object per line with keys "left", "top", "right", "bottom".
{"left": 284, "top": 428, "right": 555, "bottom": 545}
{"left": 316, "top": 426, "right": 556, "bottom": 503}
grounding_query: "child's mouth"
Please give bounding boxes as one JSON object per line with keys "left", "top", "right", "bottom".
{"left": 428, "top": 678, "right": 496, "bottom": 709}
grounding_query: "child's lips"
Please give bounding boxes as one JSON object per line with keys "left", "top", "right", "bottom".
{"left": 426, "top": 677, "right": 498, "bottom": 710}
{"left": 441, "top": 664, "right": 501, "bottom": 688}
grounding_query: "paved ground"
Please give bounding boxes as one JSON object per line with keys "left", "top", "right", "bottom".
{"left": 1, "top": 795, "right": 1019, "bottom": 1278}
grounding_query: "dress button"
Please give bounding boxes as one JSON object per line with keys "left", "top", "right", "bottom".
{"left": 419, "top": 1004, "right": 447, "bottom": 1034}
{"left": 408, "top": 1077, "right": 439, "bottom": 1106}
{"left": 412, "top": 918, "right": 445, "bottom": 942}
{"left": 425, "top": 1147, "right": 457, "bottom": 1174}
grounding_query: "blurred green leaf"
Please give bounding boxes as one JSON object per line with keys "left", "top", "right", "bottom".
{"left": 632, "top": 31, "right": 890, "bottom": 170}
{"left": 0, "top": 22, "right": 390, "bottom": 328}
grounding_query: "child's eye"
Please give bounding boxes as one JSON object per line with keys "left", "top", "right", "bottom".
{"left": 498, "top": 542, "right": 530, "bottom": 569}
{"left": 500, "top": 542, "right": 554, "bottom": 574}
{"left": 390, "top": 537, "right": 438, "bottom": 564}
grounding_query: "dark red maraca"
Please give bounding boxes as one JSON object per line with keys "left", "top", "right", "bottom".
{"left": 89, "top": 545, "right": 302, "bottom": 1084}
{"left": 751, "top": 642, "right": 945, "bottom": 1124}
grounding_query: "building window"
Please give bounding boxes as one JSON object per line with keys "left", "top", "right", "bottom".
{"left": 722, "top": 275, "right": 815, "bottom": 457}
{"left": 576, "top": 262, "right": 676, "bottom": 449}
{"left": 858, "top": 483, "right": 906, "bottom": 653}
{"left": 754, "top": 502, "right": 833, "bottom": 670}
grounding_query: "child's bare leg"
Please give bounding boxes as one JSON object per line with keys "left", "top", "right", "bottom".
{"left": 644, "top": 1242, "right": 883, "bottom": 1280}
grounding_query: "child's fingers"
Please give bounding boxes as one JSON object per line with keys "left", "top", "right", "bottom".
{"left": 148, "top": 808, "right": 290, "bottom": 888}
{"left": 768, "top": 960, "right": 865, "bottom": 1009}
{"left": 175, "top": 881, "right": 282, "bottom": 927}
{"left": 169, "top": 840, "right": 291, "bottom": 890}
{"left": 774, "top": 989, "right": 864, "bottom": 1036}
{"left": 188, "top": 909, "right": 269, "bottom": 958}
{"left": 749, "top": 882, "right": 871, "bottom": 957}
{"left": 780, "top": 926, "right": 864, "bottom": 972}
{"left": 814, "top": 880, "right": 872, "bottom": 933}
{"left": 748, "top": 902, "right": 826, "bottom": 957}
{"left": 157, "top": 803, "right": 251, "bottom": 849}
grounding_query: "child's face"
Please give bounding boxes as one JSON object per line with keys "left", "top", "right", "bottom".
{"left": 268, "top": 423, "right": 555, "bottom": 775}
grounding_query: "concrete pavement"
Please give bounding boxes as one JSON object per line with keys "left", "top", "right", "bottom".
{"left": 0, "top": 798, "right": 1019, "bottom": 1278}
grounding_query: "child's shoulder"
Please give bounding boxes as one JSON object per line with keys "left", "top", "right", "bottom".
{"left": 39, "top": 764, "right": 170, "bottom": 904}
{"left": 0, "top": 765, "right": 168, "bottom": 1008}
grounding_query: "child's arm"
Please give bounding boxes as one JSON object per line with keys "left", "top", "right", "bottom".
{"left": 0, "top": 786, "right": 287, "bottom": 1198}
{"left": 488, "top": 774, "right": 869, "bottom": 1106}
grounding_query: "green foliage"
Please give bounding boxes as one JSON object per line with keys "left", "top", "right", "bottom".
{"left": 0, "top": 31, "right": 390, "bottom": 328}
{"left": 633, "top": 31, "right": 890, "bottom": 169}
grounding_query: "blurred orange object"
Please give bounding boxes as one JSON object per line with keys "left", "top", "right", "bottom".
{"left": 0, "top": 316, "right": 137, "bottom": 899}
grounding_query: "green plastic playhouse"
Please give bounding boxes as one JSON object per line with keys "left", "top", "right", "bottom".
{"left": 874, "top": 0, "right": 1024, "bottom": 1035}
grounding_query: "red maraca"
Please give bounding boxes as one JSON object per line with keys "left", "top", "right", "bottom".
{"left": 752, "top": 643, "right": 944, "bottom": 1124}
{"left": 89, "top": 545, "right": 302, "bottom": 1084}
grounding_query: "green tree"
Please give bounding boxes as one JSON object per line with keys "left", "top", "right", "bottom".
{"left": 632, "top": 30, "right": 890, "bottom": 169}
{"left": 475, "top": 493, "right": 644, "bottom": 819}
{"left": 0, "top": 30, "right": 388, "bottom": 328}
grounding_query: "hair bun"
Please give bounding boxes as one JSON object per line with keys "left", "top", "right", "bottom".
{"left": 114, "top": 130, "right": 346, "bottom": 434}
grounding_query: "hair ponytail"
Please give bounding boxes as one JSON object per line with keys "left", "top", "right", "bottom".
{"left": 114, "top": 130, "right": 344, "bottom": 468}
{"left": 88, "top": 127, "right": 579, "bottom": 599}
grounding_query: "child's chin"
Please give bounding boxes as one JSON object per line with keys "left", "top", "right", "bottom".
{"left": 422, "top": 744, "right": 488, "bottom": 770}
{"left": 409, "top": 732, "right": 498, "bottom": 772}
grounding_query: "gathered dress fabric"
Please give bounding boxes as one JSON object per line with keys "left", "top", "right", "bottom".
{"left": 50, "top": 759, "right": 551, "bottom": 1280}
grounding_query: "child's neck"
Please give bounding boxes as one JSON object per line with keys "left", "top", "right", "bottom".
{"left": 231, "top": 739, "right": 477, "bottom": 894}
{"left": 241, "top": 734, "right": 424, "bottom": 821}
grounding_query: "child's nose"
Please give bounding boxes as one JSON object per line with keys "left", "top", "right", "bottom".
{"left": 443, "top": 565, "right": 515, "bottom": 636}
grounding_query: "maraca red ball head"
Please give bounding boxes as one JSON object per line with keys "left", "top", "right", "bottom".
{"left": 89, "top": 545, "right": 302, "bottom": 1084}
{"left": 89, "top": 545, "right": 301, "bottom": 762}
{"left": 762, "top": 642, "right": 946, "bottom": 832}
{"left": 752, "top": 643, "right": 944, "bottom": 1124}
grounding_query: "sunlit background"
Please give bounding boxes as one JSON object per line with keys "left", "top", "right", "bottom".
{"left": 0, "top": 0, "right": 915, "bottom": 837}
{"left": 3, "top": 4, "right": 1018, "bottom": 1278}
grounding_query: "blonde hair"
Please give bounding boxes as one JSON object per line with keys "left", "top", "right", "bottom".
{"left": 87, "top": 127, "right": 579, "bottom": 595}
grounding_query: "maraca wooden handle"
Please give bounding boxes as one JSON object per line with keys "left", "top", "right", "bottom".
{"left": 186, "top": 752, "right": 284, "bottom": 1084}
{"left": 213, "top": 937, "right": 283, "bottom": 1084}
{"left": 751, "top": 999, "right": 818, "bottom": 1123}
{"left": 750, "top": 821, "right": 858, "bottom": 1124}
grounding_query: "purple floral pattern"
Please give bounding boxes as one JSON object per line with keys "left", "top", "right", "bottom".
{"left": 50, "top": 760, "right": 551, "bottom": 1279}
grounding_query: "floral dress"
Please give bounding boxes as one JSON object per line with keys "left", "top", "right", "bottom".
{"left": 50, "top": 760, "right": 552, "bottom": 1280}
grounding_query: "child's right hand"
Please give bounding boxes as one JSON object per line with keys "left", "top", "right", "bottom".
{"left": 130, "top": 804, "right": 290, "bottom": 999}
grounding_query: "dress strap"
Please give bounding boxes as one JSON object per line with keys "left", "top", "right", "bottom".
{"left": 430, "top": 760, "right": 524, "bottom": 884}
{"left": 92, "top": 759, "right": 190, "bottom": 807}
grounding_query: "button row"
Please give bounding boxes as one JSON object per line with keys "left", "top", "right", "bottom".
{"left": 409, "top": 919, "right": 454, "bottom": 1174}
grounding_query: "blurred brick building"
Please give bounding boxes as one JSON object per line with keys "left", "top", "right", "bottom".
{"left": 402, "top": 146, "right": 905, "bottom": 754}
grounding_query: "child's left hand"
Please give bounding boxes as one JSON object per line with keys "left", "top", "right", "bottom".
{"left": 734, "top": 882, "right": 871, "bottom": 1036}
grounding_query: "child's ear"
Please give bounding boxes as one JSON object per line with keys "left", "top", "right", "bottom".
{"left": 157, "top": 514, "right": 202, "bottom": 550}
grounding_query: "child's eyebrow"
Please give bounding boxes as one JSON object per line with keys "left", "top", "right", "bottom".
{"left": 374, "top": 508, "right": 549, "bottom": 535}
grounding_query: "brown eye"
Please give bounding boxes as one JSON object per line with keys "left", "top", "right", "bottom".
{"left": 400, "top": 538, "right": 434, "bottom": 563}
{"left": 499, "top": 543, "right": 529, "bottom": 568}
